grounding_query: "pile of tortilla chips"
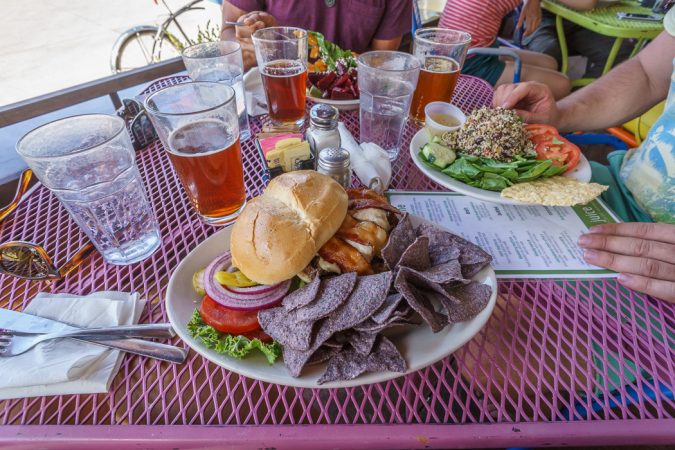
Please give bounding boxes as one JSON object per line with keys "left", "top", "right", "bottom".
{"left": 258, "top": 214, "right": 493, "bottom": 384}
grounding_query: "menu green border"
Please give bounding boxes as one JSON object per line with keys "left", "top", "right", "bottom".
{"left": 385, "top": 191, "right": 619, "bottom": 278}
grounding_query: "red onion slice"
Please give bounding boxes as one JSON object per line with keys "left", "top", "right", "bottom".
{"left": 203, "top": 253, "right": 291, "bottom": 311}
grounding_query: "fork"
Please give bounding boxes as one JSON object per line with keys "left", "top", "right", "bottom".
{"left": 0, "top": 324, "right": 175, "bottom": 357}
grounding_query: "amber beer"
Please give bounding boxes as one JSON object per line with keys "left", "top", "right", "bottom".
{"left": 168, "top": 119, "right": 246, "bottom": 223}
{"left": 410, "top": 56, "right": 461, "bottom": 124}
{"left": 260, "top": 59, "right": 308, "bottom": 124}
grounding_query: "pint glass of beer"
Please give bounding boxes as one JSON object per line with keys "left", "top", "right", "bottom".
{"left": 145, "top": 82, "right": 246, "bottom": 226}
{"left": 252, "top": 27, "right": 308, "bottom": 126}
{"left": 410, "top": 29, "right": 471, "bottom": 124}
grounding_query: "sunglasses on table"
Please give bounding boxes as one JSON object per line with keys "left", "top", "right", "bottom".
{"left": 0, "top": 98, "right": 154, "bottom": 281}
{"left": 0, "top": 169, "right": 96, "bottom": 281}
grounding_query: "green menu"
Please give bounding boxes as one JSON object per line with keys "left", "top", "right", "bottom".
{"left": 387, "top": 191, "right": 620, "bottom": 279}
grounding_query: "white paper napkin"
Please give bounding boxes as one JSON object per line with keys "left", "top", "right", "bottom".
{"left": 243, "top": 67, "right": 268, "bottom": 116}
{"left": 0, "top": 291, "right": 145, "bottom": 400}
{"left": 338, "top": 123, "right": 392, "bottom": 193}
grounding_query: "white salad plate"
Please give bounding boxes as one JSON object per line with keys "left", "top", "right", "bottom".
{"left": 409, "top": 128, "right": 593, "bottom": 205}
{"left": 307, "top": 94, "right": 359, "bottom": 111}
{"left": 166, "top": 214, "right": 497, "bottom": 389}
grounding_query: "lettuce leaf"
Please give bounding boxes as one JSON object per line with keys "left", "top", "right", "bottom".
{"left": 186, "top": 310, "right": 281, "bottom": 365}
{"left": 309, "top": 31, "right": 356, "bottom": 71}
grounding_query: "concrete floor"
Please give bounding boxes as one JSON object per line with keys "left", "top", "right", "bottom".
{"left": 0, "top": 0, "right": 221, "bottom": 106}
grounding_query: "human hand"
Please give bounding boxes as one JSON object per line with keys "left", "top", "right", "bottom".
{"left": 235, "top": 11, "right": 279, "bottom": 69}
{"left": 578, "top": 223, "right": 675, "bottom": 303}
{"left": 492, "top": 81, "right": 560, "bottom": 125}
{"left": 518, "top": 0, "right": 542, "bottom": 37}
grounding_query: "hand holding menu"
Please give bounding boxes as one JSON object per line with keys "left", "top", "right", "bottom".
{"left": 387, "top": 192, "right": 620, "bottom": 278}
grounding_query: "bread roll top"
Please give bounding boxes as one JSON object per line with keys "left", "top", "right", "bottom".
{"left": 230, "top": 171, "right": 348, "bottom": 284}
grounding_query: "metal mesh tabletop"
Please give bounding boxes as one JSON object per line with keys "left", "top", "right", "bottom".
{"left": 0, "top": 75, "right": 673, "bottom": 448}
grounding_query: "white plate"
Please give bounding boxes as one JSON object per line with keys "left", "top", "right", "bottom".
{"left": 409, "top": 129, "right": 593, "bottom": 205}
{"left": 307, "top": 94, "right": 359, "bottom": 111}
{"left": 166, "top": 214, "right": 497, "bottom": 389}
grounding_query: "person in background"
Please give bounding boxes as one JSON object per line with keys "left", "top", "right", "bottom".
{"left": 221, "top": 0, "right": 412, "bottom": 70}
{"left": 492, "top": 10, "right": 675, "bottom": 302}
{"left": 440, "top": 0, "right": 571, "bottom": 99}
{"left": 522, "top": 0, "right": 634, "bottom": 78}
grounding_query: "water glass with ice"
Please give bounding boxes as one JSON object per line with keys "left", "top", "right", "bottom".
{"left": 16, "top": 114, "right": 161, "bottom": 265}
{"left": 182, "top": 41, "right": 251, "bottom": 141}
{"left": 357, "top": 51, "right": 421, "bottom": 160}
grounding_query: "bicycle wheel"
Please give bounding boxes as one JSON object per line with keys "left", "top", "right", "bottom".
{"left": 111, "top": 26, "right": 182, "bottom": 73}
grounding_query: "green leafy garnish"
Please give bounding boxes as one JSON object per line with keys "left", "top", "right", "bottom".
{"left": 420, "top": 150, "right": 567, "bottom": 192}
{"left": 309, "top": 31, "right": 356, "bottom": 71}
{"left": 187, "top": 310, "right": 281, "bottom": 364}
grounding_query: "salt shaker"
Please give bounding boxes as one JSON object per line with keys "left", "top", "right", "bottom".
{"left": 317, "top": 147, "right": 351, "bottom": 189}
{"left": 306, "top": 104, "right": 341, "bottom": 167}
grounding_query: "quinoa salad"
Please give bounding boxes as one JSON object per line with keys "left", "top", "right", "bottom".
{"left": 443, "top": 107, "right": 536, "bottom": 161}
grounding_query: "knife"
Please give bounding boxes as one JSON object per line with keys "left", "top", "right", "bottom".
{"left": 0, "top": 308, "right": 187, "bottom": 364}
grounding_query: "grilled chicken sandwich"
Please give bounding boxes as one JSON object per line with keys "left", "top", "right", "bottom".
{"left": 230, "top": 171, "right": 397, "bottom": 285}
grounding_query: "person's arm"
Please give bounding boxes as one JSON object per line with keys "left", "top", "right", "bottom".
{"left": 220, "top": 1, "right": 278, "bottom": 70}
{"left": 221, "top": 1, "right": 247, "bottom": 41}
{"left": 369, "top": 0, "right": 411, "bottom": 51}
{"left": 493, "top": 30, "right": 675, "bottom": 132}
{"left": 556, "top": 31, "right": 674, "bottom": 132}
{"left": 518, "top": 0, "right": 542, "bottom": 37}
{"left": 557, "top": 0, "right": 599, "bottom": 11}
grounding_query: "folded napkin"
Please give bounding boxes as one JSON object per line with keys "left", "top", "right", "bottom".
{"left": 243, "top": 67, "right": 268, "bottom": 116}
{"left": 338, "top": 123, "right": 392, "bottom": 193}
{"left": 0, "top": 291, "right": 144, "bottom": 400}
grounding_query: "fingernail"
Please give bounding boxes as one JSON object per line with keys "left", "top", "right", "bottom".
{"left": 617, "top": 273, "right": 631, "bottom": 284}
{"left": 583, "top": 249, "right": 599, "bottom": 261}
{"left": 588, "top": 225, "right": 605, "bottom": 234}
{"left": 578, "top": 235, "right": 591, "bottom": 246}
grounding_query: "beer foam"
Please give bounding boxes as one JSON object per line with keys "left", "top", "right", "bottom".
{"left": 167, "top": 119, "right": 238, "bottom": 157}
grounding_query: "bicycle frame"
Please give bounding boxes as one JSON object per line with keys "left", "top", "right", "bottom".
{"left": 151, "top": 0, "right": 205, "bottom": 60}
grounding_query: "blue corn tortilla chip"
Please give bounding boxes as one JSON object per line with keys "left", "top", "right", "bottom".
{"left": 261, "top": 273, "right": 358, "bottom": 351}
{"left": 397, "top": 236, "right": 430, "bottom": 271}
{"left": 394, "top": 268, "right": 449, "bottom": 333}
{"left": 295, "top": 272, "right": 357, "bottom": 322}
{"left": 381, "top": 214, "right": 416, "bottom": 270}
{"left": 307, "top": 344, "right": 343, "bottom": 366}
{"left": 438, "top": 280, "right": 492, "bottom": 323}
{"left": 317, "top": 336, "right": 406, "bottom": 385}
{"left": 282, "top": 319, "right": 334, "bottom": 376}
{"left": 344, "top": 330, "right": 378, "bottom": 355}
{"left": 258, "top": 307, "right": 316, "bottom": 351}
{"left": 417, "top": 223, "right": 492, "bottom": 277}
{"left": 327, "top": 271, "right": 393, "bottom": 332}
{"left": 283, "top": 275, "right": 321, "bottom": 311}
{"left": 370, "top": 293, "right": 404, "bottom": 324}
{"left": 409, "top": 260, "right": 466, "bottom": 286}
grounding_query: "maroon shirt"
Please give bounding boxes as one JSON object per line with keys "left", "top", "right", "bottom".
{"left": 229, "top": 0, "right": 412, "bottom": 54}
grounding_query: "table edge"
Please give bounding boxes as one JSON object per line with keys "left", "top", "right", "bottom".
{"left": 0, "top": 420, "right": 674, "bottom": 449}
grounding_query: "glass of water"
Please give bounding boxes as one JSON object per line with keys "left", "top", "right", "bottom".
{"left": 182, "top": 41, "right": 251, "bottom": 141}
{"left": 16, "top": 114, "right": 161, "bottom": 265}
{"left": 358, "top": 51, "right": 421, "bottom": 160}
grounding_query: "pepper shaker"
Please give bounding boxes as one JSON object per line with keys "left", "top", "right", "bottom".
{"left": 317, "top": 147, "right": 351, "bottom": 189}
{"left": 306, "top": 104, "right": 341, "bottom": 167}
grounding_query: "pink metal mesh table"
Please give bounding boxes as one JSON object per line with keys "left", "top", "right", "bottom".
{"left": 0, "top": 75, "right": 673, "bottom": 449}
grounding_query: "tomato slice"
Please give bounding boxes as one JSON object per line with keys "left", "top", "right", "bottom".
{"left": 525, "top": 124, "right": 559, "bottom": 143}
{"left": 199, "top": 295, "right": 261, "bottom": 334}
{"left": 526, "top": 124, "right": 581, "bottom": 172}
